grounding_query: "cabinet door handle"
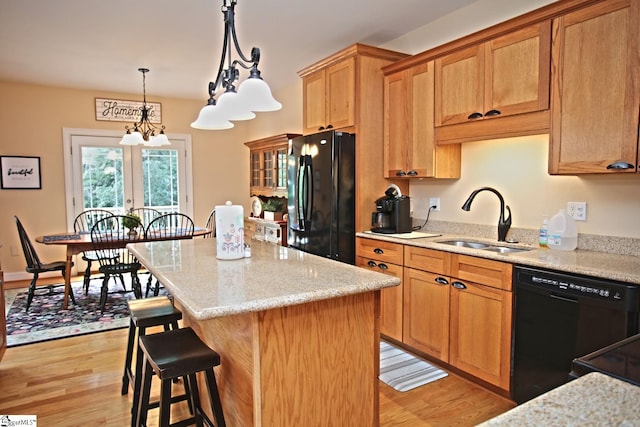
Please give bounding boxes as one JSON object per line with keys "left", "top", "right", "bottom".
{"left": 368, "top": 260, "right": 377, "bottom": 267}
{"left": 396, "top": 170, "right": 407, "bottom": 176}
{"left": 435, "top": 277, "right": 449, "bottom": 285}
{"left": 374, "top": 248, "right": 384, "bottom": 254}
{"left": 326, "top": 124, "right": 333, "bottom": 129}
{"left": 378, "top": 263, "right": 389, "bottom": 270}
{"left": 318, "top": 126, "right": 325, "bottom": 131}
{"left": 606, "top": 161, "right": 635, "bottom": 170}
{"left": 484, "top": 109, "right": 501, "bottom": 117}
{"left": 407, "top": 170, "right": 418, "bottom": 176}
{"left": 451, "top": 281, "right": 467, "bottom": 289}
{"left": 467, "top": 112, "right": 483, "bottom": 120}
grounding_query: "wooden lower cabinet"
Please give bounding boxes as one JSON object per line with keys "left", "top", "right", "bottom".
{"left": 449, "top": 279, "right": 512, "bottom": 391}
{"left": 399, "top": 244, "right": 513, "bottom": 391}
{"left": 356, "top": 238, "right": 404, "bottom": 341}
{"left": 403, "top": 267, "right": 450, "bottom": 361}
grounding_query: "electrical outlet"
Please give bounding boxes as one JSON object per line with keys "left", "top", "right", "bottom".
{"left": 567, "top": 201, "right": 587, "bottom": 221}
{"left": 429, "top": 197, "right": 441, "bottom": 212}
{"left": 10, "top": 246, "right": 19, "bottom": 256}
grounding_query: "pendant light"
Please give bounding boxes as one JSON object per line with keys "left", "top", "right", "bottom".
{"left": 120, "top": 68, "right": 170, "bottom": 146}
{"left": 191, "top": 0, "right": 282, "bottom": 130}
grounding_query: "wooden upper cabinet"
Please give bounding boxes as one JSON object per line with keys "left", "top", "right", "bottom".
{"left": 435, "top": 21, "right": 551, "bottom": 127}
{"left": 384, "top": 61, "right": 461, "bottom": 179}
{"left": 302, "top": 57, "right": 355, "bottom": 134}
{"left": 245, "top": 133, "right": 301, "bottom": 197}
{"left": 549, "top": 0, "right": 640, "bottom": 174}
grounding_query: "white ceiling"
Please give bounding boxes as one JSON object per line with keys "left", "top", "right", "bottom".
{"left": 0, "top": 0, "right": 477, "bottom": 101}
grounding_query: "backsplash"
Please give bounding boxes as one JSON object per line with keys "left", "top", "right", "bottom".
{"left": 413, "top": 219, "right": 640, "bottom": 257}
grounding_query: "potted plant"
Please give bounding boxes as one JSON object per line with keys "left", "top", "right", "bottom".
{"left": 262, "top": 199, "right": 285, "bottom": 221}
{"left": 123, "top": 213, "right": 142, "bottom": 236}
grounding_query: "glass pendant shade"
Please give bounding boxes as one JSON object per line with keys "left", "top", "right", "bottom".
{"left": 216, "top": 90, "right": 256, "bottom": 121}
{"left": 191, "top": 104, "right": 234, "bottom": 130}
{"left": 237, "top": 77, "right": 282, "bottom": 112}
{"left": 153, "top": 132, "right": 171, "bottom": 146}
{"left": 120, "top": 130, "right": 145, "bottom": 146}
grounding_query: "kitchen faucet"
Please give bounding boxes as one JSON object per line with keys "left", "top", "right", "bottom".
{"left": 461, "top": 187, "right": 512, "bottom": 242}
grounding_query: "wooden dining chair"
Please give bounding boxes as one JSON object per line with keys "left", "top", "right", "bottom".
{"left": 73, "top": 209, "right": 121, "bottom": 295}
{"left": 90, "top": 215, "right": 144, "bottom": 312}
{"left": 144, "top": 212, "right": 195, "bottom": 296}
{"left": 204, "top": 208, "right": 216, "bottom": 238}
{"left": 129, "top": 207, "right": 162, "bottom": 228}
{"left": 14, "top": 216, "right": 76, "bottom": 312}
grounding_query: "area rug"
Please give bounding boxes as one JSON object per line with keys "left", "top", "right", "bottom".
{"left": 379, "top": 340, "right": 448, "bottom": 392}
{"left": 4, "top": 277, "right": 166, "bottom": 347}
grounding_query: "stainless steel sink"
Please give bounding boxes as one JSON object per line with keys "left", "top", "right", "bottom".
{"left": 439, "top": 240, "right": 490, "bottom": 249}
{"left": 482, "top": 246, "right": 531, "bottom": 254}
{"left": 438, "top": 240, "right": 533, "bottom": 254}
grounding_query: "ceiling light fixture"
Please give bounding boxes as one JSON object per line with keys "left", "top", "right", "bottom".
{"left": 191, "top": 0, "right": 282, "bottom": 130}
{"left": 120, "top": 68, "right": 170, "bottom": 146}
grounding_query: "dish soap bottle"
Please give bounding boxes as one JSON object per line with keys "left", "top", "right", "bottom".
{"left": 538, "top": 215, "right": 548, "bottom": 248}
{"left": 547, "top": 209, "right": 578, "bottom": 251}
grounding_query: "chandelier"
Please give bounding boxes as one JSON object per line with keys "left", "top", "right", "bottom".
{"left": 120, "top": 68, "right": 170, "bottom": 146}
{"left": 191, "top": 0, "right": 282, "bottom": 130}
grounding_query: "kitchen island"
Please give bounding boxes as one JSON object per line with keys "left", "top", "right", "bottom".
{"left": 127, "top": 238, "right": 400, "bottom": 426}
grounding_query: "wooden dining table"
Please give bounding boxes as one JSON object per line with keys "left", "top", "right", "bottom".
{"left": 36, "top": 228, "right": 210, "bottom": 309}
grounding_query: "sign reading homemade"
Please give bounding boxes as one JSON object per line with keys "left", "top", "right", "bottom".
{"left": 95, "top": 98, "right": 162, "bottom": 123}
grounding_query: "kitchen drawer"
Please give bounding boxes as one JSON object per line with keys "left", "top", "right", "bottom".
{"left": 356, "top": 237, "right": 403, "bottom": 265}
{"left": 404, "top": 245, "right": 450, "bottom": 276}
{"left": 450, "top": 253, "right": 512, "bottom": 291}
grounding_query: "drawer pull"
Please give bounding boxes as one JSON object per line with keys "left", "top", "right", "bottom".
{"left": 435, "top": 277, "right": 449, "bottom": 285}
{"left": 484, "top": 109, "right": 501, "bottom": 117}
{"left": 378, "top": 263, "right": 389, "bottom": 270}
{"left": 467, "top": 112, "right": 483, "bottom": 120}
{"left": 374, "top": 248, "right": 384, "bottom": 254}
{"left": 368, "top": 260, "right": 377, "bottom": 267}
{"left": 451, "top": 281, "right": 467, "bottom": 290}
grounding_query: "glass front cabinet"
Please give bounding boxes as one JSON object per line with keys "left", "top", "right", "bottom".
{"left": 245, "top": 133, "right": 301, "bottom": 197}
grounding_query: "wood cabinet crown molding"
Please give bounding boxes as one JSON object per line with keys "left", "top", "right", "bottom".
{"left": 298, "top": 43, "right": 409, "bottom": 77}
{"left": 382, "top": 0, "right": 605, "bottom": 75}
{"left": 243, "top": 133, "right": 301, "bottom": 150}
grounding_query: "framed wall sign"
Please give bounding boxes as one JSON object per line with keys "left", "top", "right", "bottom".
{"left": 95, "top": 98, "right": 162, "bottom": 123}
{"left": 1, "top": 156, "right": 42, "bottom": 189}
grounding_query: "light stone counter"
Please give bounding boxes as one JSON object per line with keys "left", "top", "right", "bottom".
{"left": 127, "top": 238, "right": 399, "bottom": 320}
{"left": 479, "top": 373, "right": 640, "bottom": 426}
{"left": 357, "top": 232, "right": 640, "bottom": 285}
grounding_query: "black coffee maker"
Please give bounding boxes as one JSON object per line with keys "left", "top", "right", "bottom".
{"left": 371, "top": 186, "right": 412, "bottom": 234}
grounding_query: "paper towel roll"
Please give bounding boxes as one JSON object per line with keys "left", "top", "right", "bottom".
{"left": 215, "top": 201, "right": 245, "bottom": 260}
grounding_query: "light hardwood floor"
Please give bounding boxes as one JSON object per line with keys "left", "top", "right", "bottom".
{"left": 1, "top": 282, "right": 514, "bottom": 426}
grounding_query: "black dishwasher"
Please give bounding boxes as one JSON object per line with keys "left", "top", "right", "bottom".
{"left": 511, "top": 265, "right": 640, "bottom": 404}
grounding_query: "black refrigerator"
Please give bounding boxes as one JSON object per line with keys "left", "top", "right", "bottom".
{"left": 287, "top": 130, "right": 356, "bottom": 264}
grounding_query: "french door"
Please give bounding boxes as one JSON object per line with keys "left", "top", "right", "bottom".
{"left": 63, "top": 128, "right": 193, "bottom": 231}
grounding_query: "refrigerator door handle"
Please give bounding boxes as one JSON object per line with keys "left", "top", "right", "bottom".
{"left": 302, "top": 155, "right": 313, "bottom": 231}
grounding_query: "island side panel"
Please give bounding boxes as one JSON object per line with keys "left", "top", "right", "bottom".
{"left": 257, "top": 291, "right": 380, "bottom": 426}
{"left": 180, "top": 307, "right": 257, "bottom": 426}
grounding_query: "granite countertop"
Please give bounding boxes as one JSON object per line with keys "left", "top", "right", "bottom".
{"left": 127, "top": 238, "right": 399, "bottom": 320}
{"left": 478, "top": 373, "right": 640, "bottom": 426}
{"left": 357, "top": 231, "right": 640, "bottom": 285}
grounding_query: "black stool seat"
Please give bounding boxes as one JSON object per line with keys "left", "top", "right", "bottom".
{"left": 123, "top": 296, "right": 182, "bottom": 422}
{"left": 136, "top": 327, "right": 226, "bottom": 427}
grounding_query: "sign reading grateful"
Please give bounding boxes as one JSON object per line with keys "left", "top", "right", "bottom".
{"left": 95, "top": 98, "right": 162, "bottom": 123}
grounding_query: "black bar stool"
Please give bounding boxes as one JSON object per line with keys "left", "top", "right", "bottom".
{"left": 135, "top": 327, "right": 226, "bottom": 427}
{"left": 121, "top": 296, "right": 182, "bottom": 419}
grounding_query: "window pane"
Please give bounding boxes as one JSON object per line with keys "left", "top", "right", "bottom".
{"left": 142, "top": 149, "right": 179, "bottom": 212}
{"left": 81, "top": 146, "right": 124, "bottom": 209}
